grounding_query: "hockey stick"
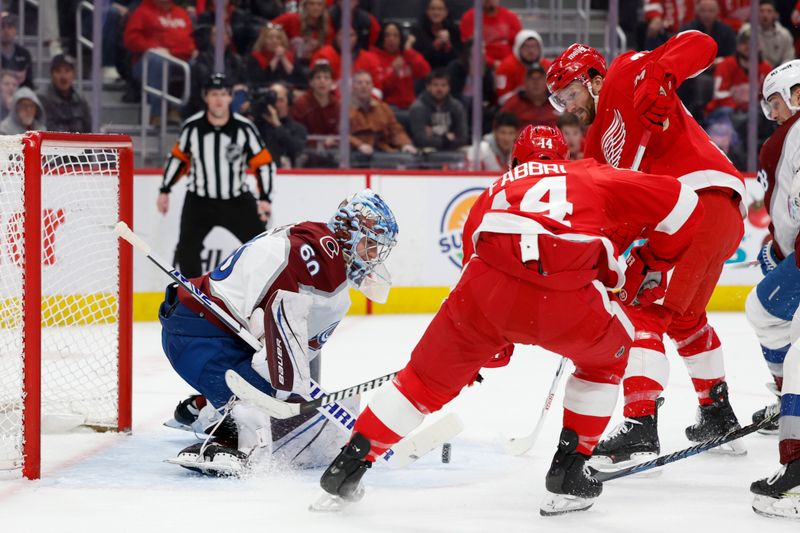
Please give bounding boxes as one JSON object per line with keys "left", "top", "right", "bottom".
{"left": 724, "top": 259, "right": 758, "bottom": 269}
{"left": 589, "top": 410, "right": 780, "bottom": 482}
{"left": 631, "top": 130, "right": 651, "bottom": 172}
{"left": 505, "top": 357, "right": 569, "bottom": 456}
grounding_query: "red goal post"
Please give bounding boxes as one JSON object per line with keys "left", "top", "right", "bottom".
{"left": 0, "top": 132, "right": 133, "bottom": 479}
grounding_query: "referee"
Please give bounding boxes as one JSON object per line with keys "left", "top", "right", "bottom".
{"left": 157, "top": 73, "right": 276, "bottom": 278}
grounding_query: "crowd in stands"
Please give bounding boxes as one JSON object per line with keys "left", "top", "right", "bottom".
{"left": 3, "top": 0, "right": 800, "bottom": 169}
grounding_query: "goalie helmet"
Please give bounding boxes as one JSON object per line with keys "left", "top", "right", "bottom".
{"left": 546, "top": 43, "right": 606, "bottom": 112}
{"left": 761, "top": 60, "right": 800, "bottom": 120}
{"left": 510, "top": 125, "right": 569, "bottom": 169}
{"left": 328, "top": 189, "right": 398, "bottom": 302}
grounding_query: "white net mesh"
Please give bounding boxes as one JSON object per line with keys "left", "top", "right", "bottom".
{"left": 0, "top": 135, "right": 124, "bottom": 472}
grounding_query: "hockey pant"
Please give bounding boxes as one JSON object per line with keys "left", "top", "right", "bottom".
{"left": 622, "top": 190, "right": 743, "bottom": 417}
{"left": 353, "top": 256, "right": 634, "bottom": 459}
{"left": 745, "top": 252, "right": 800, "bottom": 390}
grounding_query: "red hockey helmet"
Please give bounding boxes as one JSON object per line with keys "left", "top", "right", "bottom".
{"left": 546, "top": 44, "right": 607, "bottom": 111}
{"left": 510, "top": 125, "right": 569, "bottom": 169}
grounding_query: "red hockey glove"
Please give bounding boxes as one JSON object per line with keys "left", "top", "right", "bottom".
{"left": 483, "top": 343, "right": 514, "bottom": 368}
{"left": 633, "top": 63, "right": 676, "bottom": 132}
{"left": 619, "top": 246, "right": 670, "bottom": 307}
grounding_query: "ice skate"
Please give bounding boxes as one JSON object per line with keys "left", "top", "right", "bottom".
{"left": 166, "top": 442, "right": 248, "bottom": 477}
{"left": 753, "top": 383, "right": 781, "bottom": 435}
{"left": 685, "top": 381, "right": 746, "bottom": 455}
{"left": 751, "top": 460, "right": 800, "bottom": 520}
{"left": 313, "top": 433, "right": 372, "bottom": 512}
{"left": 590, "top": 398, "right": 663, "bottom": 474}
{"left": 163, "top": 394, "right": 206, "bottom": 430}
{"left": 540, "top": 428, "right": 602, "bottom": 516}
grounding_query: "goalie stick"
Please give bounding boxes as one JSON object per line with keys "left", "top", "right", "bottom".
{"left": 505, "top": 357, "right": 568, "bottom": 456}
{"left": 590, "top": 410, "right": 780, "bottom": 482}
{"left": 114, "top": 222, "right": 458, "bottom": 467}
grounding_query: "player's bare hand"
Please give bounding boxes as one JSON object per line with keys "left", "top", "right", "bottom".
{"left": 157, "top": 192, "right": 169, "bottom": 214}
{"left": 358, "top": 144, "right": 374, "bottom": 155}
{"left": 257, "top": 200, "right": 271, "bottom": 222}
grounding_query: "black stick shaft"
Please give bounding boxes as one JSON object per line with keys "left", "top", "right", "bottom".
{"left": 299, "top": 372, "right": 398, "bottom": 415}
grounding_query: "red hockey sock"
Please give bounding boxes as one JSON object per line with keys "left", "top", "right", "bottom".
{"left": 674, "top": 323, "right": 725, "bottom": 405}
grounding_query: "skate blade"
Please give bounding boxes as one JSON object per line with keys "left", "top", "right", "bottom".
{"left": 756, "top": 427, "right": 780, "bottom": 436}
{"left": 163, "top": 418, "right": 192, "bottom": 431}
{"left": 707, "top": 439, "right": 747, "bottom": 456}
{"left": 752, "top": 494, "right": 800, "bottom": 520}
{"left": 588, "top": 453, "right": 662, "bottom": 478}
{"left": 164, "top": 457, "right": 243, "bottom": 477}
{"left": 309, "top": 493, "right": 353, "bottom": 512}
{"left": 539, "top": 491, "right": 596, "bottom": 516}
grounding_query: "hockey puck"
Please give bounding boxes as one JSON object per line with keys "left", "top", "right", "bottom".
{"left": 441, "top": 443, "right": 451, "bottom": 463}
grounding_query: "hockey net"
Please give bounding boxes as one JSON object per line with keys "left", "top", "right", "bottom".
{"left": 0, "top": 132, "right": 133, "bottom": 479}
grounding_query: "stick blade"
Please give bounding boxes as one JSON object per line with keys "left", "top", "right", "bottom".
{"left": 224, "top": 369, "right": 300, "bottom": 419}
{"left": 504, "top": 434, "right": 536, "bottom": 456}
{"left": 388, "top": 413, "right": 465, "bottom": 469}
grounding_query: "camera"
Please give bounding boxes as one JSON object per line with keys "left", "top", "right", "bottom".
{"left": 250, "top": 88, "right": 278, "bottom": 118}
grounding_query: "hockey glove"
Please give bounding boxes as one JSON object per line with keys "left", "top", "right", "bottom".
{"left": 619, "top": 246, "right": 669, "bottom": 307}
{"left": 758, "top": 241, "right": 780, "bottom": 275}
{"left": 633, "top": 63, "right": 676, "bottom": 132}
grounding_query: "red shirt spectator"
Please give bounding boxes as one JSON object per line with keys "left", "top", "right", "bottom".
{"left": 459, "top": 0, "right": 522, "bottom": 68}
{"left": 706, "top": 52, "right": 771, "bottom": 113}
{"left": 644, "top": 0, "right": 696, "bottom": 34}
{"left": 495, "top": 30, "right": 550, "bottom": 104}
{"left": 273, "top": 0, "right": 335, "bottom": 61}
{"left": 311, "top": 29, "right": 383, "bottom": 90}
{"left": 371, "top": 22, "right": 431, "bottom": 109}
{"left": 123, "top": 0, "right": 195, "bottom": 63}
{"left": 290, "top": 63, "right": 341, "bottom": 136}
{"left": 498, "top": 66, "right": 558, "bottom": 127}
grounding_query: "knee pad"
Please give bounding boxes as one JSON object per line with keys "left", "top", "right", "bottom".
{"left": 746, "top": 287, "right": 792, "bottom": 350}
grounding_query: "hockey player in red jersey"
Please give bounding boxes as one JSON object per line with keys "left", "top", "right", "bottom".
{"left": 158, "top": 190, "right": 398, "bottom": 475}
{"left": 318, "top": 126, "right": 703, "bottom": 515}
{"left": 547, "top": 32, "right": 746, "bottom": 468}
{"left": 746, "top": 60, "right": 800, "bottom": 520}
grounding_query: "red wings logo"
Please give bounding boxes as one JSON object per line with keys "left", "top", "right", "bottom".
{"left": 601, "top": 109, "right": 626, "bottom": 168}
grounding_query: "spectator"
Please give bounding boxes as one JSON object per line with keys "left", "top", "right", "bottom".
{"left": 411, "top": 0, "right": 462, "bottom": 70}
{"left": 195, "top": 0, "right": 262, "bottom": 60}
{"left": 495, "top": 29, "right": 549, "bottom": 105}
{"left": 247, "top": 24, "right": 306, "bottom": 88}
{"left": 0, "top": 14, "right": 33, "bottom": 88}
{"left": 459, "top": 0, "right": 522, "bottom": 69}
{"left": 0, "top": 69, "right": 19, "bottom": 120}
{"left": 372, "top": 22, "right": 431, "bottom": 110}
{"left": 329, "top": 0, "right": 379, "bottom": 51}
{"left": 467, "top": 112, "right": 519, "bottom": 170}
{"left": 186, "top": 25, "right": 248, "bottom": 117}
{"left": 349, "top": 70, "right": 417, "bottom": 167}
{"left": 408, "top": 69, "right": 467, "bottom": 150}
{"left": 758, "top": 0, "right": 794, "bottom": 68}
{"left": 311, "top": 27, "right": 383, "bottom": 91}
{"left": 557, "top": 112, "right": 585, "bottom": 160}
{"left": 253, "top": 83, "right": 308, "bottom": 168}
{"left": 274, "top": 0, "right": 335, "bottom": 63}
{"left": 680, "top": 0, "right": 737, "bottom": 60}
{"left": 642, "top": 0, "right": 697, "bottom": 49}
{"left": 719, "top": 0, "right": 752, "bottom": 31}
{"left": 37, "top": 54, "right": 91, "bottom": 133}
{"left": 447, "top": 39, "right": 496, "bottom": 113}
{"left": 499, "top": 65, "right": 558, "bottom": 127}
{"left": 706, "top": 24, "right": 772, "bottom": 116}
{"left": 123, "top": 0, "right": 195, "bottom": 123}
{"left": 290, "top": 62, "right": 340, "bottom": 137}
{"left": 101, "top": 1, "right": 134, "bottom": 82}
{"left": 0, "top": 87, "right": 46, "bottom": 134}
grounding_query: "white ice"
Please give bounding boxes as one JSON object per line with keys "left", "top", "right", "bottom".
{"left": 2, "top": 312, "right": 798, "bottom": 532}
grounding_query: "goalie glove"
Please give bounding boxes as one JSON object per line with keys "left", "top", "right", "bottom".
{"left": 619, "top": 246, "right": 669, "bottom": 307}
{"left": 758, "top": 241, "right": 780, "bottom": 276}
{"left": 633, "top": 63, "right": 676, "bottom": 132}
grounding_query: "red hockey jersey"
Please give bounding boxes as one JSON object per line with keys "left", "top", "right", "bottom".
{"left": 584, "top": 31, "right": 745, "bottom": 209}
{"left": 461, "top": 158, "right": 703, "bottom": 291}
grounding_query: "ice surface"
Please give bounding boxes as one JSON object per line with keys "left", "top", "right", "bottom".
{"left": 2, "top": 313, "right": 798, "bottom": 532}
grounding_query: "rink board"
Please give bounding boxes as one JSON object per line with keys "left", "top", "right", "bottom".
{"left": 127, "top": 169, "right": 768, "bottom": 320}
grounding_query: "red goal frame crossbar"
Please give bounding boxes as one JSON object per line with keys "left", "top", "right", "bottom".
{"left": 21, "top": 132, "right": 134, "bottom": 480}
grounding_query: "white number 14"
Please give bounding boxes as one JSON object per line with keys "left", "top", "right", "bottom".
{"left": 520, "top": 176, "right": 573, "bottom": 226}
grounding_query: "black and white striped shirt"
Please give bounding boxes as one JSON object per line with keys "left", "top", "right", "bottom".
{"left": 161, "top": 111, "right": 276, "bottom": 201}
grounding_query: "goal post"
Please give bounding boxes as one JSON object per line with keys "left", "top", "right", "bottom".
{"left": 1, "top": 132, "right": 133, "bottom": 479}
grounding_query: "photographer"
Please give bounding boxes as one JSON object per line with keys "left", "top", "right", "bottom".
{"left": 253, "top": 83, "right": 308, "bottom": 168}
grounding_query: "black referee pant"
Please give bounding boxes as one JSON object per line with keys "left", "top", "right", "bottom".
{"left": 175, "top": 192, "right": 266, "bottom": 278}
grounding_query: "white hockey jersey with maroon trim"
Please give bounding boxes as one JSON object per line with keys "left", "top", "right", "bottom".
{"left": 584, "top": 31, "right": 746, "bottom": 213}
{"left": 461, "top": 158, "right": 703, "bottom": 291}
{"left": 178, "top": 221, "right": 351, "bottom": 360}
{"left": 758, "top": 111, "right": 800, "bottom": 264}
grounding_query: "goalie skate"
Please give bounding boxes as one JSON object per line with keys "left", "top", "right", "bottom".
{"left": 165, "top": 442, "right": 247, "bottom": 477}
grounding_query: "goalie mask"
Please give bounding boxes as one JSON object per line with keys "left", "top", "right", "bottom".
{"left": 761, "top": 60, "right": 800, "bottom": 120}
{"left": 328, "top": 189, "right": 398, "bottom": 303}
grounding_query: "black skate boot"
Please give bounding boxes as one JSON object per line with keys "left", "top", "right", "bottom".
{"left": 313, "top": 433, "right": 372, "bottom": 511}
{"left": 590, "top": 397, "right": 663, "bottom": 472}
{"left": 753, "top": 404, "right": 781, "bottom": 435}
{"left": 170, "top": 441, "right": 248, "bottom": 477}
{"left": 751, "top": 460, "right": 800, "bottom": 519}
{"left": 685, "top": 382, "right": 745, "bottom": 454}
{"left": 540, "top": 428, "right": 602, "bottom": 516}
{"left": 173, "top": 394, "right": 206, "bottom": 427}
